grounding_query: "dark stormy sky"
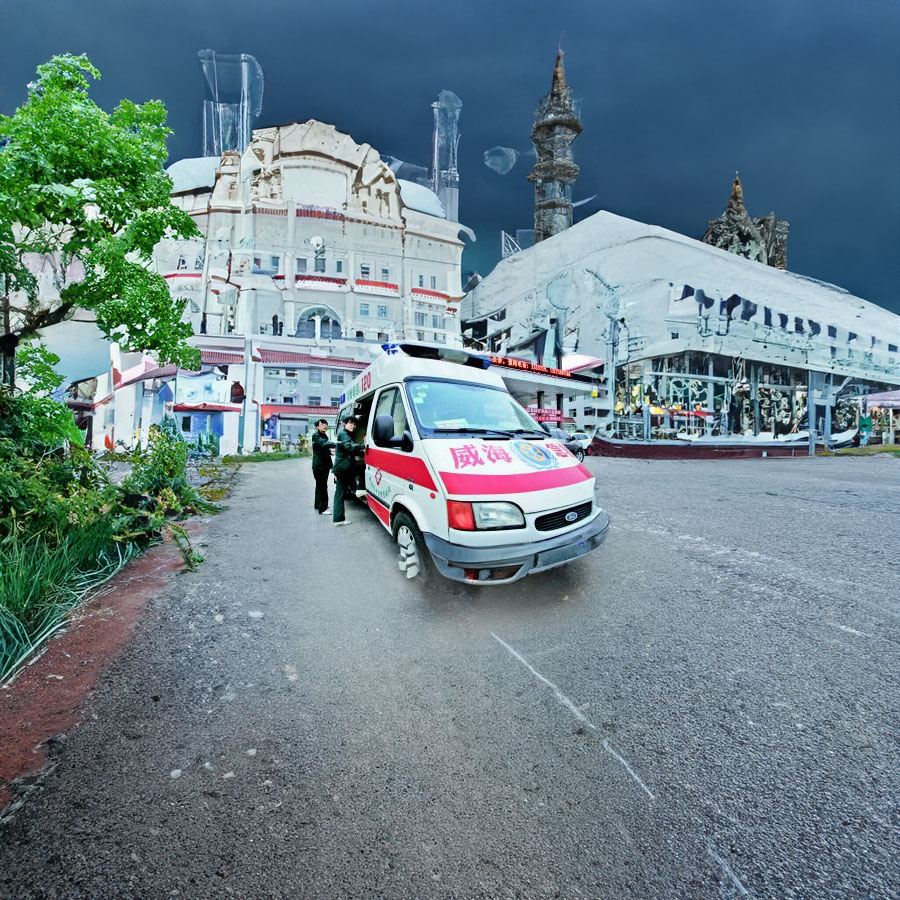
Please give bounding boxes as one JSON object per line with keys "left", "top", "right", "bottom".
{"left": 1, "top": 0, "right": 898, "bottom": 314}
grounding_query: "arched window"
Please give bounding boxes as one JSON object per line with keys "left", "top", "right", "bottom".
{"left": 295, "top": 306, "right": 342, "bottom": 340}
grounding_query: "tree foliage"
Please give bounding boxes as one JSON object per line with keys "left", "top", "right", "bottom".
{"left": 0, "top": 53, "right": 201, "bottom": 378}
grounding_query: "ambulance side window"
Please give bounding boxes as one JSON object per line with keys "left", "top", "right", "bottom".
{"left": 374, "top": 390, "right": 394, "bottom": 427}
{"left": 391, "top": 393, "right": 409, "bottom": 437}
{"left": 374, "top": 388, "right": 408, "bottom": 441}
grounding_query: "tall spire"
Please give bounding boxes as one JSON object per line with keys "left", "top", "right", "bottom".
{"left": 728, "top": 172, "right": 746, "bottom": 215}
{"left": 702, "top": 173, "right": 790, "bottom": 268}
{"left": 550, "top": 49, "right": 568, "bottom": 100}
{"left": 528, "top": 51, "right": 582, "bottom": 243}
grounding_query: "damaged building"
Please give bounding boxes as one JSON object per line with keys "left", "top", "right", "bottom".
{"left": 528, "top": 50, "right": 582, "bottom": 244}
{"left": 151, "top": 119, "right": 474, "bottom": 450}
{"left": 702, "top": 174, "right": 789, "bottom": 270}
{"left": 463, "top": 54, "right": 898, "bottom": 444}
{"left": 462, "top": 209, "right": 900, "bottom": 441}
{"left": 65, "top": 116, "right": 474, "bottom": 453}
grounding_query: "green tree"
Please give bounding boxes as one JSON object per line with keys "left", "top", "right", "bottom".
{"left": 0, "top": 53, "right": 201, "bottom": 385}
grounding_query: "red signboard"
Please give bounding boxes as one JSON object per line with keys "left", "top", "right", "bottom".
{"left": 527, "top": 406, "right": 563, "bottom": 422}
{"left": 490, "top": 355, "right": 571, "bottom": 379}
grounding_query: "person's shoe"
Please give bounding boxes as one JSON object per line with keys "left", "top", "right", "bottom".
{"left": 333, "top": 519, "right": 350, "bottom": 527}
{"left": 354, "top": 489, "right": 367, "bottom": 499}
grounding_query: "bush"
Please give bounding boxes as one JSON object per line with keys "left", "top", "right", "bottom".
{"left": 0, "top": 376, "right": 210, "bottom": 682}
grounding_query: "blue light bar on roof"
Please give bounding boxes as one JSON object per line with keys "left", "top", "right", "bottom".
{"left": 388, "top": 343, "right": 492, "bottom": 369}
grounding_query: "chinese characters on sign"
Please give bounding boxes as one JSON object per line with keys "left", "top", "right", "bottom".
{"left": 544, "top": 442, "right": 571, "bottom": 458}
{"left": 448, "top": 444, "right": 527, "bottom": 469}
{"left": 449, "top": 444, "right": 484, "bottom": 469}
{"left": 526, "top": 406, "right": 563, "bottom": 422}
{"left": 490, "top": 355, "right": 571, "bottom": 378}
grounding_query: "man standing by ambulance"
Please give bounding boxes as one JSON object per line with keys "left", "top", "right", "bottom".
{"left": 332, "top": 415, "right": 358, "bottom": 527}
{"left": 311, "top": 418, "right": 334, "bottom": 514}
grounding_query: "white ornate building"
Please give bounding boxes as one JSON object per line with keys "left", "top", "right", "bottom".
{"left": 149, "top": 120, "right": 475, "bottom": 450}
{"left": 159, "top": 120, "right": 470, "bottom": 346}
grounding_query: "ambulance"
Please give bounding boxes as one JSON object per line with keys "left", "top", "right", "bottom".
{"left": 336, "top": 343, "right": 609, "bottom": 585}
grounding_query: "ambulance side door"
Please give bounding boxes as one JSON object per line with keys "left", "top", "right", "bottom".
{"left": 365, "top": 386, "right": 410, "bottom": 526}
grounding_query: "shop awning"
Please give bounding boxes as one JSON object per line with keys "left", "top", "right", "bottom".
{"left": 260, "top": 404, "right": 339, "bottom": 419}
{"left": 862, "top": 390, "right": 900, "bottom": 409}
{"left": 174, "top": 403, "right": 241, "bottom": 413}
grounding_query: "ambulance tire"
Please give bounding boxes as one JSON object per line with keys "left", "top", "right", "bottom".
{"left": 393, "top": 512, "right": 431, "bottom": 584}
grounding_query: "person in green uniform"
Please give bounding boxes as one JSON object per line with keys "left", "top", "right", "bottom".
{"left": 311, "top": 418, "right": 335, "bottom": 514}
{"left": 332, "top": 415, "right": 358, "bottom": 526}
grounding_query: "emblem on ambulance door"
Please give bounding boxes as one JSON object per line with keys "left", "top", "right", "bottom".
{"left": 511, "top": 441, "right": 558, "bottom": 470}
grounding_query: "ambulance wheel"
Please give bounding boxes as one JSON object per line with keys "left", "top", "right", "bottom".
{"left": 393, "top": 512, "right": 430, "bottom": 583}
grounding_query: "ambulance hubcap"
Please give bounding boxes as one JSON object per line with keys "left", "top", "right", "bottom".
{"left": 397, "top": 526, "right": 421, "bottom": 579}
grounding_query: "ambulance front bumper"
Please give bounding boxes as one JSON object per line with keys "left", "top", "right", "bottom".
{"left": 423, "top": 510, "right": 610, "bottom": 585}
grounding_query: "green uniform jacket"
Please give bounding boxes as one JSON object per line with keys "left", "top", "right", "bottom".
{"left": 333, "top": 427, "right": 357, "bottom": 475}
{"left": 311, "top": 431, "right": 335, "bottom": 470}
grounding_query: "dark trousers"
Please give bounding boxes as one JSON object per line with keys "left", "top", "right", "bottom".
{"left": 313, "top": 466, "right": 331, "bottom": 512}
{"left": 351, "top": 458, "right": 366, "bottom": 491}
{"left": 332, "top": 469, "right": 354, "bottom": 522}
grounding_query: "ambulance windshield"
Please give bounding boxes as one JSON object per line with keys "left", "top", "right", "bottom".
{"left": 406, "top": 379, "right": 545, "bottom": 437}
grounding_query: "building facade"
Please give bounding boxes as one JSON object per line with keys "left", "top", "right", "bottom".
{"left": 462, "top": 210, "right": 900, "bottom": 437}
{"left": 148, "top": 120, "right": 472, "bottom": 451}
{"left": 160, "top": 120, "right": 467, "bottom": 347}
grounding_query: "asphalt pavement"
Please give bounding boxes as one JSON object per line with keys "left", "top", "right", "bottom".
{"left": 0, "top": 454, "right": 897, "bottom": 900}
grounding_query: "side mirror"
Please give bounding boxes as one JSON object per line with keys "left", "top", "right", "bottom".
{"left": 373, "top": 416, "right": 415, "bottom": 452}
{"left": 373, "top": 414, "right": 394, "bottom": 447}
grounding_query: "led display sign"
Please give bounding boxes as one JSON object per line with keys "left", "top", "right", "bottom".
{"left": 489, "top": 355, "right": 572, "bottom": 378}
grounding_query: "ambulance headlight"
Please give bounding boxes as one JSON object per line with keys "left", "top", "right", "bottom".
{"left": 471, "top": 501, "right": 525, "bottom": 530}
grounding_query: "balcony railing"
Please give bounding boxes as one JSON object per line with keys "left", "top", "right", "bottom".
{"left": 354, "top": 279, "right": 400, "bottom": 295}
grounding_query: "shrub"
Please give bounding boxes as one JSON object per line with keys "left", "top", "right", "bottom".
{"left": 0, "top": 388, "right": 210, "bottom": 682}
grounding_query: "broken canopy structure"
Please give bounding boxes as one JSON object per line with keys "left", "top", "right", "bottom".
{"left": 462, "top": 210, "right": 900, "bottom": 441}
{"left": 198, "top": 50, "right": 264, "bottom": 158}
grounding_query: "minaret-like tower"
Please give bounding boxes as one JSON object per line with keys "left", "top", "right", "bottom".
{"left": 430, "top": 90, "right": 462, "bottom": 222}
{"left": 528, "top": 51, "right": 582, "bottom": 243}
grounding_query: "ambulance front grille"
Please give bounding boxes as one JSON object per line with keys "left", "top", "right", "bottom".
{"left": 534, "top": 501, "right": 593, "bottom": 532}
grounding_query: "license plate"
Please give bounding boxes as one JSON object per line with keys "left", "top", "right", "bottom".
{"left": 536, "top": 540, "right": 587, "bottom": 568}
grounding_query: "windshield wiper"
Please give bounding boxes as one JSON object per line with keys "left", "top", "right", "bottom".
{"left": 430, "top": 427, "right": 515, "bottom": 439}
{"left": 506, "top": 428, "right": 548, "bottom": 438}
{"left": 429, "top": 427, "right": 545, "bottom": 439}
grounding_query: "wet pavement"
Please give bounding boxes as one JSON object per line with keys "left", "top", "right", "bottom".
{"left": 0, "top": 455, "right": 897, "bottom": 899}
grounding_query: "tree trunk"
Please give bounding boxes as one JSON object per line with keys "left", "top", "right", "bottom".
{"left": 1, "top": 293, "right": 16, "bottom": 387}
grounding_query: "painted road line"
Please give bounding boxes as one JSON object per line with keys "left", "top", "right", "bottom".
{"left": 490, "top": 632, "right": 655, "bottom": 801}
{"left": 707, "top": 845, "right": 751, "bottom": 898}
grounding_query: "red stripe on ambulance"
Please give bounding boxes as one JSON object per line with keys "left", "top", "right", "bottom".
{"left": 367, "top": 494, "right": 391, "bottom": 526}
{"left": 438, "top": 464, "right": 593, "bottom": 496}
{"left": 365, "top": 447, "right": 438, "bottom": 492}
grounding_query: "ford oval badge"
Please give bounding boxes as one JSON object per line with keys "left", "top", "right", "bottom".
{"left": 565, "top": 511, "right": 578, "bottom": 522}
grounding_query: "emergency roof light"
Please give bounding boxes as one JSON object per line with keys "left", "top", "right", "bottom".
{"left": 381, "top": 342, "right": 492, "bottom": 370}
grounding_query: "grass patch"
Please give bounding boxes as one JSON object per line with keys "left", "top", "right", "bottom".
{"left": 834, "top": 445, "right": 900, "bottom": 457}
{"left": 223, "top": 450, "right": 311, "bottom": 464}
{"left": 187, "top": 459, "right": 239, "bottom": 503}
{"left": 0, "top": 529, "right": 141, "bottom": 683}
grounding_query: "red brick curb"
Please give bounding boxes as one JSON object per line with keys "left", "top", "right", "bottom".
{"left": 0, "top": 537, "right": 191, "bottom": 813}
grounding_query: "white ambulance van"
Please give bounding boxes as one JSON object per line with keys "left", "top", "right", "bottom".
{"left": 336, "top": 343, "right": 609, "bottom": 585}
